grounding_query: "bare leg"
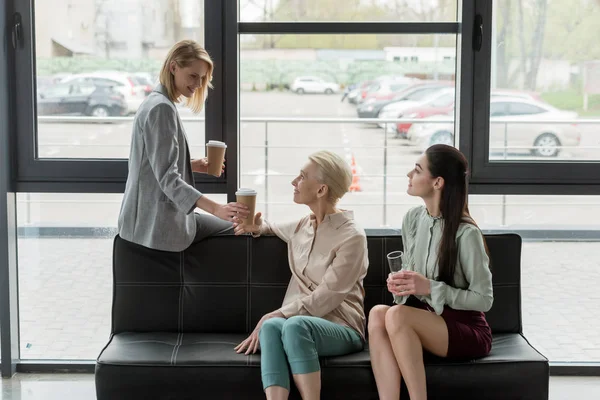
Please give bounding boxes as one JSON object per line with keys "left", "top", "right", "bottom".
{"left": 385, "top": 305, "right": 449, "bottom": 400}
{"left": 293, "top": 371, "right": 321, "bottom": 400}
{"left": 265, "top": 386, "right": 289, "bottom": 400}
{"left": 367, "top": 305, "right": 402, "bottom": 400}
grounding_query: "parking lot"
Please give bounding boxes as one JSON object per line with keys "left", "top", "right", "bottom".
{"left": 16, "top": 91, "right": 600, "bottom": 362}
{"left": 33, "top": 91, "right": 600, "bottom": 228}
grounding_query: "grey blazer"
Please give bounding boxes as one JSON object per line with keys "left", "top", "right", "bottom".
{"left": 118, "top": 85, "right": 201, "bottom": 251}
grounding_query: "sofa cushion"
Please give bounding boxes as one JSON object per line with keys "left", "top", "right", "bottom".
{"left": 96, "top": 332, "right": 547, "bottom": 400}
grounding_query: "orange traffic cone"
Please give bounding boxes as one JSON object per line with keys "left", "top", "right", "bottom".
{"left": 349, "top": 154, "right": 362, "bottom": 192}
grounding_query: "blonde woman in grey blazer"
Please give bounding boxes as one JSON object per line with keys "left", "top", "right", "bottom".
{"left": 118, "top": 40, "right": 249, "bottom": 252}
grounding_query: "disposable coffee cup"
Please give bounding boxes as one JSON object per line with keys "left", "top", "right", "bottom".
{"left": 206, "top": 140, "right": 227, "bottom": 177}
{"left": 235, "top": 188, "right": 257, "bottom": 226}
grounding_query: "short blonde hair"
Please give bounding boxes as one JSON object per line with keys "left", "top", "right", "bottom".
{"left": 159, "top": 40, "right": 213, "bottom": 113}
{"left": 308, "top": 150, "right": 353, "bottom": 204}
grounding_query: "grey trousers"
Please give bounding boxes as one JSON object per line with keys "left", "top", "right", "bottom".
{"left": 192, "top": 213, "right": 235, "bottom": 244}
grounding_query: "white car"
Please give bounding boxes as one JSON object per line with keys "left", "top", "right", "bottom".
{"left": 378, "top": 87, "right": 455, "bottom": 129}
{"left": 291, "top": 76, "right": 340, "bottom": 94}
{"left": 406, "top": 98, "right": 581, "bottom": 157}
{"left": 61, "top": 71, "right": 147, "bottom": 114}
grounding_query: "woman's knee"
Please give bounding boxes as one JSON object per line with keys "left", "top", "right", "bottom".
{"left": 259, "top": 317, "right": 285, "bottom": 341}
{"left": 384, "top": 305, "right": 412, "bottom": 333}
{"left": 367, "top": 305, "right": 390, "bottom": 334}
{"left": 281, "top": 316, "right": 311, "bottom": 337}
{"left": 280, "top": 316, "right": 314, "bottom": 349}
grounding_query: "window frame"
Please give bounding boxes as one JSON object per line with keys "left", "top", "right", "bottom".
{"left": 12, "top": 0, "right": 230, "bottom": 195}
{"left": 467, "top": 0, "right": 600, "bottom": 194}
{"left": 3, "top": 0, "right": 600, "bottom": 375}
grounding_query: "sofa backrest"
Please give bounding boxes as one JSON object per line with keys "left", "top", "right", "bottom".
{"left": 111, "top": 233, "right": 522, "bottom": 335}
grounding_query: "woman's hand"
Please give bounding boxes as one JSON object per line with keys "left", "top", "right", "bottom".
{"left": 233, "top": 212, "right": 263, "bottom": 236}
{"left": 191, "top": 157, "right": 225, "bottom": 175}
{"left": 213, "top": 202, "right": 249, "bottom": 223}
{"left": 235, "top": 310, "right": 285, "bottom": 355}
{"left": 387, "top": 270, "right": 431, "bottom": 296}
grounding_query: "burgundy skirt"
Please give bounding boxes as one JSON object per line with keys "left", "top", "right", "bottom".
{"left": 404, "top": 295, "right": 492, "bottom": 359}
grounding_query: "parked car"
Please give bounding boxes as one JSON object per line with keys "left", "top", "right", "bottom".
{"left": 347, "top": 80, "right": 376, "bottom": 104}
{"left": 36, "top": 82, "right": 127, "bottom": 117}
{"left": 489, "top": 88, "right": 543, "bottom": 102}
{"left": 357, "top": 81, "right": 453, "bottom": 119}
{"left": 406, "top": 98, "right": 581, "bottom": 157}
{"left": 37, "top": 74, "right": 70, "bottom": 90}
{"left": 359, "top": 77, "right": 419, "bottom": 104}
{"left": 392, "top": 92, "right": 455, "bottom": 137}
{"left": 341, "top": 83, "right": 358, "bottom": 102}
{"left": 132, "top": 72, "right": 156, "bottom": 96}
{"left": 347, "top": 76, "right": 412, "bottom": 104}
{"left": 61, "top": 71, "right": 146, "bottom": 113}
{"left": 378, "top": 87, "right": 456, "bottom": 128}
{"left": 290, "top": 76, "right": 340, "bottom": 94}
{"left": 390, "top": 89, "right": 538, "bottom": 138}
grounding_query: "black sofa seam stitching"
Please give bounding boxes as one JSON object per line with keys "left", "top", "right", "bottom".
{"left": 179, "top": 251, "right": 184, "bottom": 332}
{"left": 173, "top": 332, "right": 183, "bottom": 365}
{"left": 111, "top": 236, "right": 118, "bottom": 334}
{"left": 247, "top": 237, "right": 251, "bottom": 336}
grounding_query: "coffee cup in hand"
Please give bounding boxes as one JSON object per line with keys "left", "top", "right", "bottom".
{"left": 206, "top": 140, "right": 227, "bottom": 177}
{"left": 235, "top": 188, "right": 257, "bottom": 226}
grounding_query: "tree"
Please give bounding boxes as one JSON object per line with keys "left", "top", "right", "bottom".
{"left": 94, "top": 0, "right": 113, "bottom": 58}
{"left": 494, "top": 0, "right": 549, "bottom": 91}
{"left": 495, "top": 0, "right": 512, "bottom": 88}
{"left": 245, "top": 0, "right": 456, "bottom": 49}
{"left": 496, "top": 0, "right": 600, "bottom": 91}
{"left": 388, "top": 0, "right": 456, "bottom": 22}
{"left": 523, "top": 0, "right": 548, "bottom": 90}
{"left": 542, "top": 0, "right": 600, "bottom": 62}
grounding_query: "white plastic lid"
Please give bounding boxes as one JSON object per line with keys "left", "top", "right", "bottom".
{"left": 207, "top": 140, "right": 227, "bottom": 148}
{"left": 236, "top": 188, "right": 257, "bottom": 196}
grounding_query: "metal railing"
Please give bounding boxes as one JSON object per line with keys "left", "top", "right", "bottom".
{"left": 35, "top": 116, "right": 600, "bottom": 226}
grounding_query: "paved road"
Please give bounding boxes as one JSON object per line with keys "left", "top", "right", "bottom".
{"left": 14, "top": 92, "right": 600, "bottom": 361}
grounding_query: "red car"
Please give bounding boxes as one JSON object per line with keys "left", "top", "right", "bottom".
{"left": 361, "top": 78, "right": 417, "bottom": 103}
{"left": 394, "top": 89, "right": 543, "bottom": 138}
{"left": 394, "top": 91, "right": 455, "bottom": 137}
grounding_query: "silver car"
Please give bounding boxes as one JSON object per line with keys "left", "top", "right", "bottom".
{"left": 406, "top": 97, "right": 581, "bottom": 157}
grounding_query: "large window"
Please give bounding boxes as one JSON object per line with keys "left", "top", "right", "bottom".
{"left": 2, "top": 0, "right": 599, "bottom": 372}
{"left": 470, "top": 194, "right": 600, "bottom": 362}
{"left": 12, "top": 0, "right": 217, "bottom": 189}
{"left": 35, "top": 0, "right": 197, "bottom": 144}
{"left": 467, "top": 0, "right": 600, "bottom": 187}
{"left": 489, "top": 0, "right": 600, "bottom": 162}
{"left": 239, "top": 0, "right": 459, "bottom": 22}
{"left": 16, "top": 193, "right": 227, "bottom": 360}
{"left": 239, "top": 33, "right": 458, "bottom": 226}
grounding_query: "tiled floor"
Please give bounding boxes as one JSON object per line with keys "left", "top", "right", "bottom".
{"left": 1, "top": 373, "right": 599, "bottom": 399}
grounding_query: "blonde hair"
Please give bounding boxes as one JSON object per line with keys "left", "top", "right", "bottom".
{"left": 159, "top": 40, "right": 213, "bottom": 113}
{"left": 308, "top": 151, "right": 353, "bottom": 204}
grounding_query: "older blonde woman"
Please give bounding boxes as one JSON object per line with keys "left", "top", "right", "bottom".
{"left": 118, "top": 40, "right": 248, "bottom": 252}
{"left": 233, "top": 151, "right": 369, "bottom": 400}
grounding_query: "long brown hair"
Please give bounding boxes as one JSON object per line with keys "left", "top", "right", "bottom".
{"left": 425, "top": 144, "right": 490, "bottom": 286}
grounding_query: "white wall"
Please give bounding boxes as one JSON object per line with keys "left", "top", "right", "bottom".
{"left": 383, "top": 46, "right": 456, "bottom": 63}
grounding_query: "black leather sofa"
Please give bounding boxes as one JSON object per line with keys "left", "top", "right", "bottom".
{"left": 95, "top": 233, "right": 549, "bottom": 399}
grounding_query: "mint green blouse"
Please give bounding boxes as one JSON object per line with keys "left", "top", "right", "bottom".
{"left": 394, "top": 206, "right": 494, "bottom": 315}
